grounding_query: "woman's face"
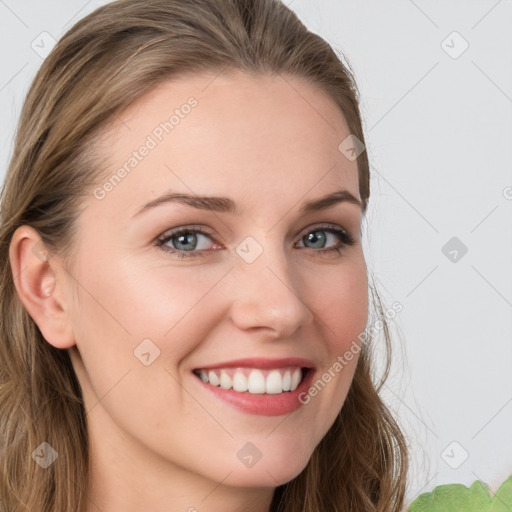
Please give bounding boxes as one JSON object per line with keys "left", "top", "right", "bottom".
{"left": 64, "top": 70, "right": 368, "bottom": 489}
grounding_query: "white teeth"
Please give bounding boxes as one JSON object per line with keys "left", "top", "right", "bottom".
{"left": 219, "top": 371, "right": 232, "bottom": 390}
{"left": 208, "top": 370, "right": 220, "bottom": 386}
{"left": 282, "top": 370, "right": 291, "bottom": 391}
{"left": 265, "top": 370, "right": 283, "bottom": 394}
{"left": 248, "top": 369, "right": 266, "bottom": 394}
{"left": 232, "top": 371, "right": 248, "bottom": 392}
{"left": 290, "top": 368, "right": 301, "bottom": 391}
{"left": 196, "top": 367, "right": 306, "bottom": 394}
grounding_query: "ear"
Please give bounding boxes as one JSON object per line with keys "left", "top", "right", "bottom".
{"left": 9, "top": 225, "right": 75, "bottom": 349}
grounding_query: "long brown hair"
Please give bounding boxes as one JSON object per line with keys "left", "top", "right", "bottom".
{"left": 0, "top": 1, "right": 408, "bottom": 510}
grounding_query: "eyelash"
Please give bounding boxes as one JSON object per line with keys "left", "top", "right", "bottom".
{"left": 155, "top": 223, "right": 356, "bottom": 260}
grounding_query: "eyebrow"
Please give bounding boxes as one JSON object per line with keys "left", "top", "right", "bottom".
{"left": 132, "top": 188, "right": 362, "bottom": 218}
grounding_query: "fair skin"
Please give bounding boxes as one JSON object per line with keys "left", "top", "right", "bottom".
{"left": 10, "top": 70, "right": 368, "bottom": 512}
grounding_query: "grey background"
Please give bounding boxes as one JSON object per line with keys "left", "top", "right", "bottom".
{"left": 1, "top": 0, "right": 511, "bottom": 505}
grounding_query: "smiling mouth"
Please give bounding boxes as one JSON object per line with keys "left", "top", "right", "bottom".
{"left": 192, "top": 366, "right": 310, "bottom": 394}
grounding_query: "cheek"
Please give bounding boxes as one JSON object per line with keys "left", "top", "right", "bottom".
{"left": 67, "top": 258, "right": 216, "bottom": 445}
{"left": 73, "top": 252, "right": 227, "bottom": 352}
{"left": 300, "top": 257, "right": 368, "bottom": 432}
{"left": 310, "top": 256, "right": 369, "bottom": 351}
{"left": 67, "top": 246, "right": 369, "bottom": 486}
{"left": 72, "top": 244, "right": 368, "bottom": 373}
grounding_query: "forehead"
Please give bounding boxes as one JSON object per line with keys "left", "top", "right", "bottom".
{"left": 88, "top": 70, "right": 360, "bottom": 222}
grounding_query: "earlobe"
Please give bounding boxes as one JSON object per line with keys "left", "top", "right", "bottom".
{"left": 9, "top": 225, "right": 76, "bottom": 349}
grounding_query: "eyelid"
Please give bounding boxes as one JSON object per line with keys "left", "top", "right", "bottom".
{"left": 156, "top": 224, "right": 220, "bottom": 245}
{"left": 154, "top": 222, "right": 356, "bottom": 260}
{"left": 298, "top": 222, "right": 352, "bottom": 238}
{"left": 156, "top": 222, "right": 353, "bottom": 244}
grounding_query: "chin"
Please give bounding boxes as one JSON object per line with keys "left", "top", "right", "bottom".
{"left": 219, "top": 447, "right": 313, "bottom": 488}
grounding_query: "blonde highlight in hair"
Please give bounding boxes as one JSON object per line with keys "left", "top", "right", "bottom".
{"left": 0, "top": 1, "right": 408, "bottom": 510}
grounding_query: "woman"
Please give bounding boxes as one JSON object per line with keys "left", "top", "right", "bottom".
{"left": 0, "top": 0, "right": 408, "bottom": 510}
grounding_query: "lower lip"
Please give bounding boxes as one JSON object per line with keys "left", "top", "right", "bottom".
{"left": 193, "top": 369, "right": 316, "bottom": 416}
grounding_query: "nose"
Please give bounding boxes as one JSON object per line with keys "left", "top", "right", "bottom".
{"left": 228, "top": 243, "right": 314, "bottom": 340}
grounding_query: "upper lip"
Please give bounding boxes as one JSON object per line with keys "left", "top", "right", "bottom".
{"left": 194, "top": 357, "right": 315, "bottom": 371}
